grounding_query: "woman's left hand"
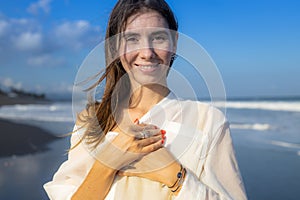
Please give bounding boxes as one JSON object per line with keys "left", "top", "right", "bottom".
{"left": 118, "top": 147, "right": 182, "bottom": 188}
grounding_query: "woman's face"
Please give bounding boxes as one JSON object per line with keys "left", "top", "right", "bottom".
{"left": 119, "top": 10, "right": 177, "bottom": 87}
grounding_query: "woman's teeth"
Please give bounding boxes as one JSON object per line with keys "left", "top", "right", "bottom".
{"left": 140, "top": 65, "right": 157, "bottom": 69}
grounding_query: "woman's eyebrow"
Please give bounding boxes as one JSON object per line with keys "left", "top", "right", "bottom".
{"left": 123, "top": 32, "right": 140, "bottom": 38}
{"left": 150, "top": 30, "right": 169, "bottom": 36}
{"left": 123, "top": 30, "right": 169, "bottom": 37}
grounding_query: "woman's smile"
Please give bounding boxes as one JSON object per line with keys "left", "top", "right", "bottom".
{"left": 134, "top": 63, "right": 160, "bottom": 73}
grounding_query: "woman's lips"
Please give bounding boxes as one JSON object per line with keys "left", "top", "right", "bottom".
{"left": 135, "top": 64, "right": 159, "bottom": 73}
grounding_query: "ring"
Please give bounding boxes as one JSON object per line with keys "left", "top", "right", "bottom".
{"left": 139, "top": 130, "right": 149, "bottom": 139}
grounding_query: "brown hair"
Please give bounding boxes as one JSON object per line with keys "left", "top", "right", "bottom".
{"left": 78, "top": 0, "right": 178, "bottom": 148}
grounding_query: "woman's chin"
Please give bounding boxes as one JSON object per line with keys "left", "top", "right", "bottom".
{"left": 128, "top": 70, "right": 166, "bottom": 87}
{"left": 132, "top": 77, "right": 166, "bottom": 87}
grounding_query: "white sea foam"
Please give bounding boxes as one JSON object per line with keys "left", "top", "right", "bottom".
{"left": 1, "top": 103, "right": 273, "bottom": 131}
{"left": 0, "top": 101, "right": 296, "bottom": 134}
{"left": 213, "top": 101, "right": 300, "bottom": 112}
{"left": 270, "top": 140, "right": 300, "bottom": 149}
{"left": 230, "top": 123, "right": 272, "bottom": 131}
{"left": 0, "top": 103, "right": 74, "bottom": 122}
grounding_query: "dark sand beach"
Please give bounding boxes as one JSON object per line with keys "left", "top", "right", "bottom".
{"left": 0, "top": 94, "right": 58, "bottom": 157}
{"left": 0, "top": 119, "right": 59, "bottom": 157}
{"left": 0, "top": 96, "right": 67, "bottom": 199}
{"left": 0, "top": 122, "right": 68, "bottom": 200}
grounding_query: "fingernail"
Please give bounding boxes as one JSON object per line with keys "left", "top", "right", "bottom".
{"left": 161, "top": 130, "right": 166, "bottom": 134}
{"left": 162, "top": 135, "right": 166, "bottom": 139}
{"left": 161, "top": 139, "right": 164, "bottom": 144}
{"left": 134, "top": 118, "right": 139, "bottom": 124}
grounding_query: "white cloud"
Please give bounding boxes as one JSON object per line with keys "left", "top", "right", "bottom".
{"left": 0, "top": 14, "right": 101, "bottom": 68}
{"left": 11, "top": 18, "right": 40, "bottom": 30}
{"left": 0, "top": 20, "right": 8, "bottom": 36}
{"left": 54, "top": 20, "right": 100, "bottom": 50}
{"left": 0, "top": 17, "right": 44, "bottom": 65}
{"left": 0, "top": 13, "right": 101, "bottom": 96}
{"left": 26, "top": 54, "right": 51, "bottom": 66}
{"left": 42, "top": 82, "right": 75, "bottom": 100}
{"left": 55, "top": 20, "right": 90, "bottom": 36}
{"left": 14, "top": 31, "right": 42, "bottom": 51}
{"left": 2, "top": 77, "right": 13, "bottom": 87}
{"left": 26, "top": 54, "right": 66, "bottom": 67}
{"left": 0, "top": 77, "right": 23, "bottom": 90}
{"left": 27, "top": 0, "right": 52, "bottom": 15}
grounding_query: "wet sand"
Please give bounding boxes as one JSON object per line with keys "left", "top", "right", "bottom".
{"left": 0, "top": 95, "right": 59, "bottom": 157}
{"left": 0, "top": 119, "right": 60, "bottom": 157}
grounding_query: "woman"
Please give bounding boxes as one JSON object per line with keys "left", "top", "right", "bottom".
{"left": 44, "top": 0, "right": 247, "bottom": 199}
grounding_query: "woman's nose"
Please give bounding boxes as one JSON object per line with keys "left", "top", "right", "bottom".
{"left": 138, "top": 40, "right": 155, "bottom": 59}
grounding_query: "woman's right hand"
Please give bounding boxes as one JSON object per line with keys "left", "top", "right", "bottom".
{"left": 92, "top": 122, "right": 164, "bottom": 171}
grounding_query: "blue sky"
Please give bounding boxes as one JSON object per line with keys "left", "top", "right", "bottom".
{"left": 0, "top": 0, "right": 299, "bottom": 99}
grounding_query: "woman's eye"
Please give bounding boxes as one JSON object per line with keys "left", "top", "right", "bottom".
{"left": 126, "top": 37, "right": 139, "bottom": 43}
{"left": 152, "top": 35, "right": 168, "bottom": 43}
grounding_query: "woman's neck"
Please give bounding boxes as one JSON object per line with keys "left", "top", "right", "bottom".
{"left": 128, "top": 84, "right": 170, "bottom": 114}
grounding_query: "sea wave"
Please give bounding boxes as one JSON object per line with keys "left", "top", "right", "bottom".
{"left": 270, "top": 140, "right": 300, "bottom": 157}
{"left": 230, "top": 123, "right": 272, "bottom": 131}
{"left": 0, "top": 103, "right": 74, "bottom": 122}
{"left": 213, "top": 101, "right": 300, "bottom": 112}
{"left": 270, "top": 140, "right": 300, "bottom": 149}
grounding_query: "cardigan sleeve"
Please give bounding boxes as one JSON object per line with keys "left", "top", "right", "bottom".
{"left": 43, "top": 126, "right": 118, "bottom": 200}
{"left": 174, "top": 122, "right": 247, "bottom": 200}
{"left": 43, "top": 126, "right": 90, "bottom": 200}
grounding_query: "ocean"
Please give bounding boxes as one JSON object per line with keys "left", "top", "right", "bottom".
{"left": 0, "top": 99, "right": 299, "bottom": 199}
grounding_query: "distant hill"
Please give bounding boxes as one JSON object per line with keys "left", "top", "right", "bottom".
{"left": 0, "top": 86, "right": 45, "bottom": 99}
{"left": 10, "top": 87, "right": 45, "bottom": 99}
{"left": 0, "top": 86, "right": 49, "bottom": 106}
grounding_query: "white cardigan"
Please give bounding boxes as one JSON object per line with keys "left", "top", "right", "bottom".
{"left": 44, "top": 94, "right": 247, "bottom": 200}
